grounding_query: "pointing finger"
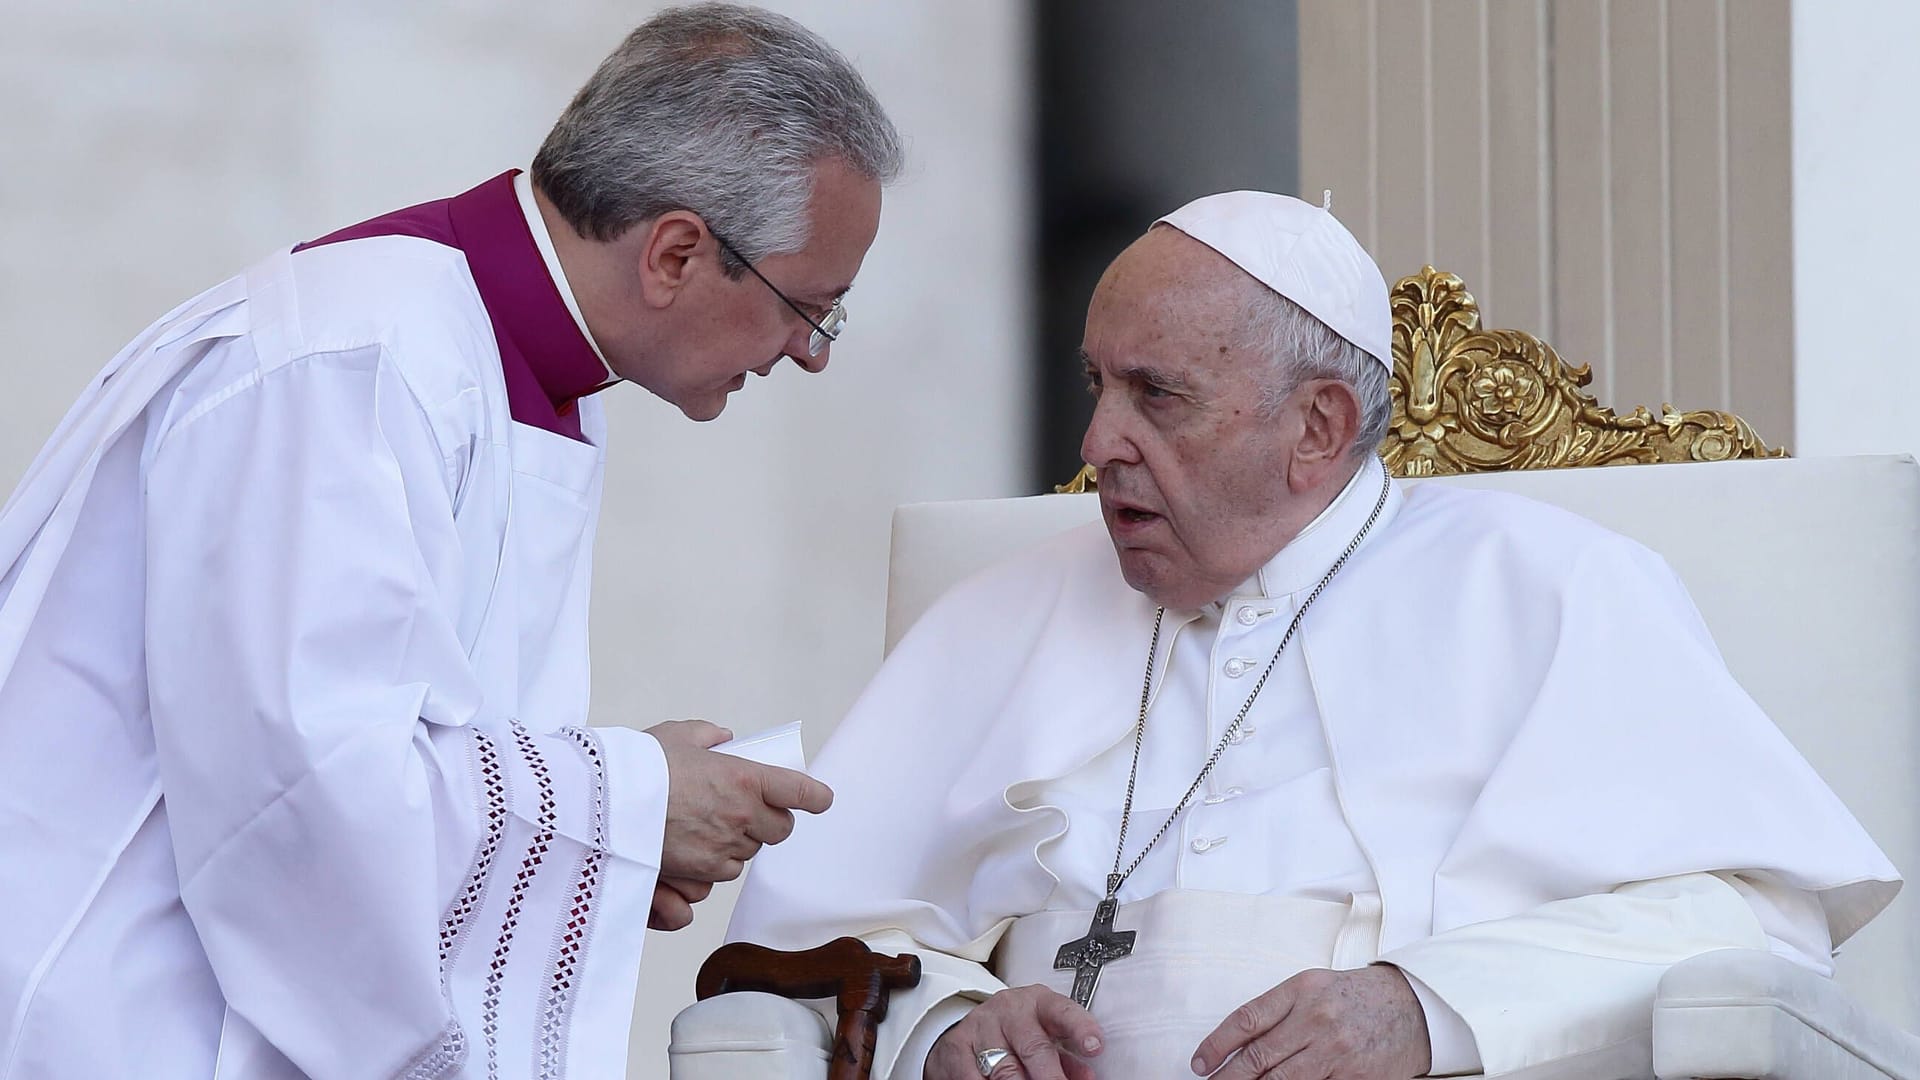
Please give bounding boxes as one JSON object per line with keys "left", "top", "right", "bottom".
{"left": 1002, "top": 1013, "right": 1073, "bottom": 1080}
{"left": 1192, "top": 984, "right": 1294, "bottom": 1075}
{"left": 755, "top": 764, "right": 834, "bottom": 815}
{"left": 1206, "top": 1022, "right": 1314, "bottom": 1080}
{"left": 1035, "top": 992, "right": 1104, "bottom": 1059}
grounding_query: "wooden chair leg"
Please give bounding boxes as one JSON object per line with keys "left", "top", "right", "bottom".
{"left": 696, "top": 937, "right": 923, "bottom": 1080}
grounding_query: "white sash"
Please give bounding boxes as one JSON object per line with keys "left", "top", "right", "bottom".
{"left": 994, "top": 890, "right": 1384, "bottom": 1075}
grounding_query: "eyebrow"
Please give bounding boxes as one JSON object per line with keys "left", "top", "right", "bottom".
{"left": 799, "top": 282, "right": 853, "bottom": 308}
{"left": 1080, "top": 350, "right": 1192, "bottom": 391}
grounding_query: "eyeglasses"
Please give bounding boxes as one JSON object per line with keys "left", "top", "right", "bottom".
{"left": 711, "top": 230, "right": 846, "bottom": 358}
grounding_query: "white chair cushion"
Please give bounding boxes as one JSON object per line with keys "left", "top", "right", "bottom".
{"left": 1653, "top": 948, "right": 1920, "bottom": 1078}
{"left": 668, "top": 991, "right": 832, "bottom": 1080}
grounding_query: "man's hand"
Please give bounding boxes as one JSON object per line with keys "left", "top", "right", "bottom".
{"left": 1191, "top": 965, "right": 1430, "bottom": 1079}
{"left": 646, "top": 877, "right": 714, "bottom": 931}
{"left": 646, "top": 719, "right": 834, "bottom": 888}
{"left": 927, "top": 984, "right": 1103, "bottom": 1080}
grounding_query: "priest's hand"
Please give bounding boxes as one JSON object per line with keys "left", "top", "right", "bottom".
{"left": 646, "top": 877, "right": 713, "bottom": 931}
{"left": 927, "top": 984, "right": 1103, "bottom": 1080}
{"left": 646, "top": 719, "right": 835, "bottom": 888}
{"left": 1191, "top": 965, "right": 1430, "bottom": 1079}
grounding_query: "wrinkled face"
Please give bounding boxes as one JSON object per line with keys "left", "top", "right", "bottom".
{"left": 618, "top": 157, "right": 883, "bottom": 421}
{"left": 1081, "top": 228, "right": 1355, "bottom": 609}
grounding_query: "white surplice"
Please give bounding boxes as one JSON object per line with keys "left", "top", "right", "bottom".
{"left": 0, "top": 209, "right": 666, "bottom": 1076}
{"left": 727, "top": 458, "right": 1900, "bottom": 1078}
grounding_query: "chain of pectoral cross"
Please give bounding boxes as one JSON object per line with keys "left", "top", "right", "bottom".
{"left": 1054, "top": 465, "right": 1393, "bottom": 1009}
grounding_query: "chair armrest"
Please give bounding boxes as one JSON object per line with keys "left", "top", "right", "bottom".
{"left": 1652, "top": 948, "right": 1920, "bottom": 1079}
{"left": 669, "top": 991, "right": 834, "bottom": 1080}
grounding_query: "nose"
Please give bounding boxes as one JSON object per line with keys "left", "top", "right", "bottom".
{"left": 790, "top": 332, "right": 830, "bottom": 373}
{"left": 1080, "top": 393, "right": 1139, "bottom": 469}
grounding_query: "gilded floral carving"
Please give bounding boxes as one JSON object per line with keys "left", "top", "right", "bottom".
{"left": 1379, "top": 267, "right": 1783, "bottom": 476}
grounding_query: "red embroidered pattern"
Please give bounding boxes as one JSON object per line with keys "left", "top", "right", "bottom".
{"left": 483, "top": 723, "right": 556, "bottom": 1080}
{"left": 441, "top": 730, "right": 509, "bottom": 967}
{"left": 535, "top": 727, "right": 611, "bottom": 1076}
{"left": 403, "top": 729, "right": 510, "bottom": 1080}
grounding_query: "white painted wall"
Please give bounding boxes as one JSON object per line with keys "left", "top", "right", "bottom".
{"left": 0, "top": 1, "right": 1031, "bottom": 1075}
{"left": 1790, "top": 0, "right": 1920, "bottom": 460}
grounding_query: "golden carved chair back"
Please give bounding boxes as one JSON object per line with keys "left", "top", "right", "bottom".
{"left": 1058, "top": 266, "right": 1782, "bottom": 491}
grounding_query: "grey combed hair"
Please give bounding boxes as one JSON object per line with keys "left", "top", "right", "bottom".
{"left": 1243, "top": 289, "right": 1393, "bottom": 459}
{"left": 531, "top": 3, "right": 903, "bottom": 274}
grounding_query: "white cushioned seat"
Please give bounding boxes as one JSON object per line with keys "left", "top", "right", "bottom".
{"left": 668, "top": 991, "right": 834, "bottom": 1080}
{"left": 1653, "top": 948, "right": 1920, "bottom": 1079}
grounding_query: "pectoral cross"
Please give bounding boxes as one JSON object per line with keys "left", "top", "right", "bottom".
{"left": 1053, "top": 882, "right": 1136, "bottom": 1009}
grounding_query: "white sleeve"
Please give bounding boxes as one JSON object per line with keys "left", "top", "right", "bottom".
{"left": 142, "top": 347, "right": 666, "bottom": 1078}
{"left": 1400, "top": 972, "right": 1481, "bottom": 1077}
{"left": 889, "top": 996, "right": 977, "bottom": 1080}
{"left": 849, "top": 930, "right": 1005, "bottom": 1080}
{"left": 1719, "top": 870, "right": 1835, "bottom": 976}
{"left": 1379, "top": 872, "right": 1772, "bottom": 1077}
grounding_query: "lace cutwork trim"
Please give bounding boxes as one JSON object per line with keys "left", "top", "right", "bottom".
{"left": 533, "top": 726, "right": 612, "bottom": 1079}
{"left": 397, "top": 1020, "right": 468, "bottom": 1080}
{"left": 484, "top": 722, "right": 557, "bottom": 1080}
{"left": 441, "top": 729, "right": 510, "bottom": 972}
{"left": 402, "top": 728, "right": 510, "bottom": 1080}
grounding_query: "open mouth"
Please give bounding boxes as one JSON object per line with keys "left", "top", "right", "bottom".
{"left": 1117, "top": 508, "right": 1158, "bottom": 524}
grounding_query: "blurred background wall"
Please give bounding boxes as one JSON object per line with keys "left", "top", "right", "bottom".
{"left": 3, "top": 0, "right": 1917, "bottom": 1075}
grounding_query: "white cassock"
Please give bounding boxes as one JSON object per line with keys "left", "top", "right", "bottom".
{"left": 728, "top": 457, "right": 1900, "bottom": 1078}
{"left": 0, "top": 172, "right": 667, "bottom": 1078}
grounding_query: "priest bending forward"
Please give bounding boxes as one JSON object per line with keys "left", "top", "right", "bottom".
{"left": 0, "top": 6, "right": 896, "bottom": 1078}
{"left": 725, "top": 192, "right": 1900, "bottom": 1080}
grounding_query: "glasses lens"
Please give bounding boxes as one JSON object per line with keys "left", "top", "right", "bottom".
{"left": 808, "top": 300, "right": 847, "bottom": 357}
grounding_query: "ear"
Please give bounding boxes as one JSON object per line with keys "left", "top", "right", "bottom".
{"left": 635, "top": 210, "right": 710, "bottom": 309}
{"left": 1287, "top": 379, "right": 1363, "bottom": 492}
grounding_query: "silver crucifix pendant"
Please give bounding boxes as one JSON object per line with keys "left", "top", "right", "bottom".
{"left": 1053, "top": 882, "right": 1136, "bottom": 1009}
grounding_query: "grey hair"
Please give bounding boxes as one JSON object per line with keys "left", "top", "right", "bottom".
{"left": 1243, "top": 288, "right": 1393, "bottom": 459}
{"left": 531, "top": 3, "right": 903, "bottom": 274}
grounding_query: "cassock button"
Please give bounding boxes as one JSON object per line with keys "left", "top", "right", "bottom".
{"left": 1191, "top": 836, "right": 1229, "bottom": 854}
{"left": 1225, "top": 726, "right": 1256, "bottom": 745}
{"left": 1236, "top": 607, "right": 1260, "bottom": 626}
{"left": 1202, "top": 787, "right": 1245, "bottom": 805}
{"left": 1223, "top": 658, "right": 1251, "bottom": 677}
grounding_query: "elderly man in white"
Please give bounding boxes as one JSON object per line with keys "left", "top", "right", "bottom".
{"left": 722, "top": 192, "right": 1900, "bottom": 1080}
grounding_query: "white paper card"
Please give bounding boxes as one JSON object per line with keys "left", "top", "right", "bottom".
{"left": 712, "top": 720, "right": 807, "bottom": 773}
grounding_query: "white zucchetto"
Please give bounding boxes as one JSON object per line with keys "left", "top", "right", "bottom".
{"left": 1157, "top": 191, "right": 1393, "bottom": 371}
